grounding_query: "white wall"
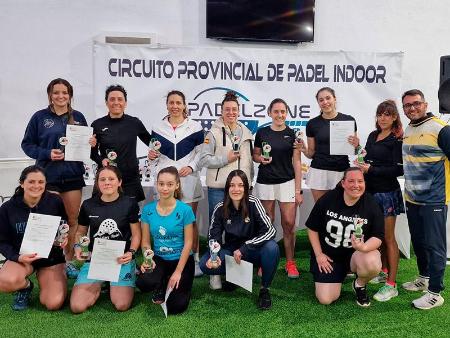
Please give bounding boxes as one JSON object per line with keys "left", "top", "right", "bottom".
{"left": 1, "top": 0, "right": 449, "bottom": 160}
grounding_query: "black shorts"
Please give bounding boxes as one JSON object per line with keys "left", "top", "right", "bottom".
{"left": 47, "top": 177, "right": 85, "bottom": 193}
{"left": 310, "top": 253, "right": 352, "bottom": 283}
{"left": 31, "top": 246, "right": 66, "bottom": 270}
{"left": 122, "top": 179, "right": 145, "bottom": 202}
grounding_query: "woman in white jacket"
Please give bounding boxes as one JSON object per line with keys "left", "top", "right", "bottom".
{"left": 148, "top": 90, "right": 204, "bottom": 275}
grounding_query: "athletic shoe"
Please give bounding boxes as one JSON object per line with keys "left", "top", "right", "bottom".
{"left": 402, "top": 276, "right": 429, "bottom": 292}
{"left": 258, "top": 288, "right": 272, "bottom": 310}
{"left": 285, "top": 260, "right": 300, "bottom": 279}
{"left": 66, "top": 262, "right": 79, "bottom": 279}
{"left": 373, "top": 284, "right": 398, "bottom": 302}
{"left": 12, "top": 281, "right": 34, "bottom": 311}
{"left": 412, "top": 291, "right": 444, "bottom": 310}
{"left": 152, "top": 289, "right": 165, "bottom": 304}
{"left": 369, "top": 271, "right": 388, "bottom": 284}
{"left": 222, "top": 281, "right": 238, "bottom": 292}
{"left": 352, "top": 279, "right": 371, "bottom": 307}
{"left": 209, "top": 275, "right": 222, "bottom": 290}
{"left": 194, "top": 260, "right": 203, "bottom": 277}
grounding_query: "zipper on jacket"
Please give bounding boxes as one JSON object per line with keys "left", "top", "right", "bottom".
{"left": 215, "top": 168, "right": 220, "bottom": 181}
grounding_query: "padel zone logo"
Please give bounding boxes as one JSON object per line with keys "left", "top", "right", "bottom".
{"left": 187, "top": 87, "right": 311, "bottom": 134}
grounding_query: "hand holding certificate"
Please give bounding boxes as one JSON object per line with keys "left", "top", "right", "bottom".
{"left": 88, "top": 238, "right": 126, "bottom": 282}
{"left": 64, "top": 125, "right": 93, "bottom": 162}
{"left": 330, "top": 121, "right": 355, "bottom": 155}
{"left": 20, "top": 213, "right": 61, "bottom": 258}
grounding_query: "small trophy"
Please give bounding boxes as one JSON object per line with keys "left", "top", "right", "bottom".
{"left": 143, "top": 248, "right": 155, "bottom": 272}
{"left": 59, "top": 136, "right": 68, "bottom": 152}
{"left": 262, "top": 142, "right": 272, "bottom": 160}
{"left": 356, "top": 146, "right": 367, "bottom": 164}
{"left": 231, "top": 135, "right": 240, "bottom": 154}
{"left": 150, "top": 138, "right": 161, "bottom": 153}
{"left": 295, "top": 130, "right": 304, "bottom": 143}
{"left": 107, "top": 150, "right": 118, "bottom": 166}
{"left": 79, "top": 236, "right": 90, "bottom": 259}
{"left": 54, "top": 223, "right": 69, "bottom": 246}
{"left": 353, "top": 216, "right": 364, "bottom": 240}
{"left": 209, "top": 239, "right": 221, "bottom": 269}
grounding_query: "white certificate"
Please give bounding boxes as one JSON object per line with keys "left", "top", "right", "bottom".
{"left": 19, "top": 213, "right": 61, "bottom": 258}
{"left": 330, "top": 121, "right": 355, "bottom": 155}
{"left": 88, "top": 238, "right": 125, "bottom": 282}
{"left": 64, "top": 125, "right": 93, "bottom": 162}
{"left": 225, "top": 255, "right": 253, "bottom": 292}
{"left": 161, "top": 287, "right": 173, "bottom": 318}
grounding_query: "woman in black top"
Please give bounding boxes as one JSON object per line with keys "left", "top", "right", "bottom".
{"left": 199, "top": 170, "right": 279, "bottom": 310}
{"left": 300, "top": 87, "right": 358, "bottom": 202}
{"left": 91, "top": 85, "right": 151, "bottom": 202}
{"left": 0, "top": 165, "right": 68, "bottom": 311}
{"left": 355, "top": 100, "right": 404, "bottom": 302}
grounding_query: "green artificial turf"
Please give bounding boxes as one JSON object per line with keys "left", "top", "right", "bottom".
{"left": 1, "top": 230, "right": 449, "bottom": 338}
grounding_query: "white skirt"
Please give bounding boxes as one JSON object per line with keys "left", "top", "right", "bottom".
{"left": 305, "top": 167, "right": 344, "bottom": 190}
{"left": 253, "top": 179, "right": 296, "bottom": 203}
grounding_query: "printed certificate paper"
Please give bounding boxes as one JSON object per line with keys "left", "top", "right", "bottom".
{"left": 20, "top": 213, "right": 61, "bottom": 258}
{"left": 225, "top": 255, "right": 253, "bottom": 292}
{"left": 88, "top": 238, "right": 125, "bottom": 282}
{"left": 64, "top": 125, "right": 93, "bottom": 162}
{"left": 330, "top": 121, "right": 355, "bottom": 155}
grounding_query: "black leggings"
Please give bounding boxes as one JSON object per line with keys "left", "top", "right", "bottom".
{"left": 136, "top": 255, "right": 194, "bottom": 315}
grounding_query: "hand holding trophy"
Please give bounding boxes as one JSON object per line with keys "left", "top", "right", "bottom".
{"left": 142, "top": 248, "right": 155, "bottom": 272}
{"left": 107, "top": 150, "right": 118, "bottom": 166}
{"left": 54, "top": 223, "right": 69, "bottom": 247}
{"left": 79, "top": 236, "right": 90, "bottom": 260}
{"left": 208, "top": 239, "right": 221, "bottom": 269}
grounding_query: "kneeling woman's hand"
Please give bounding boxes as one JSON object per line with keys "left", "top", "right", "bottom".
{"left": 117, "top": 251, "right": 133, "bottom": 265}
{"left": 140, "top": 260, "right": 156, "bottom": 273}
{"left": 233, "top": 249, "right": 242, "bottom": 264}
{"left": 206, "top": 257, "right": 222, "bottom": 269}
{"left": 168, "top": 270, "right": 182, "bottom": 289}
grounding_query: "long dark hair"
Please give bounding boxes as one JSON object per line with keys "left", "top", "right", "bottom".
{"left": 93, "top": 165, "right": 124, "bottom": 196}
{"left": 157, "top": 166, "right": 183, "bottom": 200}
{"left": 47, "top": 78, "right": 74, "bottom": 124}
{"left": 222, "top": 170, "right": 249, "bottom": 220}
{"left": 375, "top": 100, "right": 403, "bottom": 138}
{"left": 14, "top": 165, "right": 46, "bottom": 196}
{"left": 166, "top": 90, "right": 188, "bottom": 119}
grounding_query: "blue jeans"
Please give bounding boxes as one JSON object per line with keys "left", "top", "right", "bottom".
{"left": 406, "top": 202, "right": 447, "bottom": 293}
{"left": 199, "top": 240, "right": 280, "bottom": 288}
{"left": 207, "top": 187, "right": 225, "bottom": 223}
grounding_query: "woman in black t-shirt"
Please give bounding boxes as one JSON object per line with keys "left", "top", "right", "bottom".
{"left": 300, "top": 87, "right": 358, "bottom": 202}
{"left": 355, "top": 100, "right": 404, "bottom": 302}
{"left": 253, "top": 98, "right": 302, "bottom": 278}
{"left": 70, "top": 166, "right": 141, "bottom": 314}
{"left": 306, "top": 167, "right": 383, "bottom": 307}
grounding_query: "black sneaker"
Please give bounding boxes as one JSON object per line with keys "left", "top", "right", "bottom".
{"left": 258, "top": 287, "right": 272, "bottom": 310}
{"left": 12, "top": 281, "right": 34, "bottom": 311}
{"left": 352, "top": 279, "right": 370, "bottom": 307}
{"left": 222, "top": 281, "right": 238, "bottom": 292}
{"left": 152, "top": 289, "right": 165, "bottom": 304}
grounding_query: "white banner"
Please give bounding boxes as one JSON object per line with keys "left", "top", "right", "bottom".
{"left": 93, "top": 43, "right": 403, "bottom": 158}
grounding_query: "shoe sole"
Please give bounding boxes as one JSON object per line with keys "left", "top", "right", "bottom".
{"left": 374, "top": 293, "right": 398, "bottom": 302}
{"left": 412, "top": 302, "right": 444, "bottom": 310}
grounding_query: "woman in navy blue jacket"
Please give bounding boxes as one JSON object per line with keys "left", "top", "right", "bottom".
{"left": 199, "top": 170, "right": 279, "bottom": 310}
{"left": 0, "top": 165, "right": 68, "bottom": 310}
{"left": 21, "top": 78, "right": 94, "bottom": 268}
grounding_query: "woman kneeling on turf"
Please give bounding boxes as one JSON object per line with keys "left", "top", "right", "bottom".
{"left": 136, "top": 166, "right": 195, "bottom": 315}
{"left": 70, "top": 166, "right": 141, "bottom": 313}
{"left": 0, "top": 165, "right": 68, "bottom": 310}
{"left": 306, "top": 167, "right": 383, "bottom": 307}
{"left": 200, "top": 170, "right": 279, "bottom": 310}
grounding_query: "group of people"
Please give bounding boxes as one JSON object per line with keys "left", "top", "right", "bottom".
{"left": 0, "top": 78, "right": 448, "bottom": 314}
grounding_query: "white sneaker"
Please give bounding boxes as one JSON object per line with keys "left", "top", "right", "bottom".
{"left": 209, "top": 275, "right": 222, "bottom": 290}
{"left": 194, "top": 260, "right": 203, "bottom": 277}
{"left": 369, "top": 272, "right": 388, "bottom": 284}
{"left": 402, "top": 276, "right": 429, "bottom": 292}
{"left": 412, "top": 291, "right": 444, "bottom": 310}
{"left": 373, "top": 284, "right": 398, "bottom": 302}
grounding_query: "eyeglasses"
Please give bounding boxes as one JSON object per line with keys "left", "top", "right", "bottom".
{"left": 402, "top": 101, "right": 424, "bottom": 111}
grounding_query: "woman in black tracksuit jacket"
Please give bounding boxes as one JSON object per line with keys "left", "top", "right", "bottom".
{"left": 199, "top": 170, "right": 279, "bottom": 310}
